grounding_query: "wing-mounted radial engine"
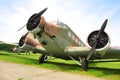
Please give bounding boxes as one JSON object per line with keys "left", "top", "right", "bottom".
{"left": 87, "top": 30, "right": 110, "bottom": 59}
{"left": 87, "top": 19, "right": 110, "bottom": 60}
{"left": 18, "top": 33, "right": 45, "bottom": 53}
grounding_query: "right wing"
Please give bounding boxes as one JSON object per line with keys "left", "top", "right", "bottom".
{"left": 64, "top": 46, "right": 120, "bottom": 60}
{"left": 102, "top": 47, "right": 120, "bottom": 59}
{"left": 64, "top": 46, "right": 90, "bottom": 57}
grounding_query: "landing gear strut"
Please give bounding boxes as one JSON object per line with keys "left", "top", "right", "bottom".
{"left": 81, "top": 57, "right": 88, "bottom": 71}
{"left": 38, "top": 54, "right": 48, "bottom": 63}
{"left": 68, "top": 55, "right": 88, "bottom": 71}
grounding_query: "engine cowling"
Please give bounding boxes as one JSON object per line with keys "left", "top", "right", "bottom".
{"left": 18, "top": 34, "right": 46, "bottom": 53}
{"left": 87, "top": 30, "right": 110, "bottom": 57}
{"left": 26, "top": 7, "right": 48, "bottom": 34}
{"left": 27, "top": 15, "right": 46, "bottom": 34}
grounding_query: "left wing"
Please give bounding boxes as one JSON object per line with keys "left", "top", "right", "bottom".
{"left": 0, "top": 41, "right": 17, "bottom": 52}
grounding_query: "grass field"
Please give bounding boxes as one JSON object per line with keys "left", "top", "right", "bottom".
{"left": 0, "top": 51, "right": 120, "bottom": 80}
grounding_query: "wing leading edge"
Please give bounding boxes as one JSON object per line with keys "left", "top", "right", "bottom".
{"left": 64, "top": 46, "right": 120, "bottom": 60}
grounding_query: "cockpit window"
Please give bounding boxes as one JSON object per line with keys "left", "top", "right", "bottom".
{"left": 57, "top": 21, "right": 68, "bottom": 29}
{"left": 52, "top": 21, "right": 57, "bottom": 25}
{"left": 52, "top": 21, "right": 68, "bottom": 29}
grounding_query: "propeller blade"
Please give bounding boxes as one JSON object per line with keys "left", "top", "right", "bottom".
{"left": 97, "top": 19, "right": 108, "bottom": 38}
{"left": 22, "top": 32, "right": 29, "bottom": 41}
{"left": 87, "top": 19, "right": 108, "bottom": 60}
{"left": 31, "top": 7, "right": 48, "bottom": 20}
{"left": 19, "top": 32, "right": 29, "bottom": 47}
{"left": 87, "top": 41, "right": 97, "bottom": 60}
{"left": 24, "top": 32, "right": 29, "bottom": 38}
{"left": 20, "top": 32, "right": 29, "bottom": 43}
{"left": 17, "top": 24, "right": 26, "bottom": 32}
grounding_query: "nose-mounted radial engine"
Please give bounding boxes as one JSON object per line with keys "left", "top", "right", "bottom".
{"left": 27, "top": 8, "right": 47, "bottom": 34}
{"left": 87, "top": 19, "right": 110, "bottom": 60}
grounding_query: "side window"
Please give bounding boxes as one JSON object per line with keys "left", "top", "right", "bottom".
{"left": 79, "top": 41, "right": 84, "bottom": 47}
{"left": 68, "top": 32, "right": 72, "bottom": 38}
{"left": 72, "top": 35, "right": 75, "bottom": 40}
{"left": 78, "top": 41, "right": 81, "bottom": 45}
{"left": 75, "top": 38, "right": 78, "bottom": 43}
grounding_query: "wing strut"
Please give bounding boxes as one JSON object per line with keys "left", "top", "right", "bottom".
{"left": 68, "top": 55, "right": 81, "bottom": 66}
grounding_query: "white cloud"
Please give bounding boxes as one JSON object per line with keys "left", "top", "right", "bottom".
{"left": 0, "top": 0, "right": 120, "bottom": 46}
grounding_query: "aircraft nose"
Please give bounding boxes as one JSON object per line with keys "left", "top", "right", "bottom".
{"left": 26, "top": 8, "right": 48, "bottom": 32}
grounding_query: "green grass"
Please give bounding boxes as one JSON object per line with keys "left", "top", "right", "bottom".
{"left": 0, "top": 51, "right": 120, "bottom": 80}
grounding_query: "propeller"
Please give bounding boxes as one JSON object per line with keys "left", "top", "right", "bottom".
{"left": 87, "top": 19, "right": 108, "bottom": 60}
{"left": 17, "top": 24, "right": 26, "bottom": 32}
{"left": 30, "top": 7, "right": 48, "bottom": 21}
{"left": 17, "top": 7, "right": 48, "bottom": 32}
{"left": 27, "top": 7, "right": 48, "bottom": 31}
{"left": 19, "top": 32, "right": 29, "bottom": 47}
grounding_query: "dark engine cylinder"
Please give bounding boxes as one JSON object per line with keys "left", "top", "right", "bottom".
{"left": 87, "top": 30, "right": 109, "bottom": 49}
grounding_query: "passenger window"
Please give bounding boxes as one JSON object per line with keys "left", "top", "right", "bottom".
{"left": 72, "top": 35, "right": 75, "bottom": 40}
{"left": 68, "top": 32, "right": 72, "bottom": 38}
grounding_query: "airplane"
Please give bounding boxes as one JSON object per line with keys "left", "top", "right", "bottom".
{"left": 18, "top": 7, "right": 120, "bottom": 71}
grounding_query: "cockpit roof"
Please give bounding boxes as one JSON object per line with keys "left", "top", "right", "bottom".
{"left": 52, "top": 21, "right": 69, "bottom": 29}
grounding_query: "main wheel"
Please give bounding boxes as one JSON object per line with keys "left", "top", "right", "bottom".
{"left": 81, "top": 57, "right": 88, "bottom": 71}
{"left": 38, "top": 54, "right": 47, "bottom": 64}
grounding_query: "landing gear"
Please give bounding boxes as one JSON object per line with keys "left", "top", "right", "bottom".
{"left": 38, "top": 54, "right": 48, "bottom": 63}
{"left": 81, "top": 57, "right": 88, "bottom": 71}
{"left": 68, "top": 55, "right": 88, "bottom": 71}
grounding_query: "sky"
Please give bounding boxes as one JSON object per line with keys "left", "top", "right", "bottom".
{"left": 0, "top": 0, "right": 120, "bottom": 46}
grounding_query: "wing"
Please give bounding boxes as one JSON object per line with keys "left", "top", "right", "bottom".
{"left": 0, "top": 42, "right": 17, "bottom": 51}
{"left": 64, "top": 46, "right": 90, "bottom": 57}
{"left": 64, "top": 46, "right": 120, "bottom": 60}
{"left": 102, "top": 47, "right": 120, "bottom": 59}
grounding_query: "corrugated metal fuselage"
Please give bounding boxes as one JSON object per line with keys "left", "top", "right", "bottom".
{"left": 36, "top": 21, "right": 85, "bottom": 59}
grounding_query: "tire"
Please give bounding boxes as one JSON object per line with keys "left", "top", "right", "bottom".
{"left": 81, "top": 57, "right": 88, "bottom": 71}
{"left": 38, "top": 54, "right": 47, "bottom": 64}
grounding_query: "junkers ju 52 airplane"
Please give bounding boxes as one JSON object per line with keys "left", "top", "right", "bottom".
{"left": 18, "top": 8, "right": 120, "bottom": 71}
